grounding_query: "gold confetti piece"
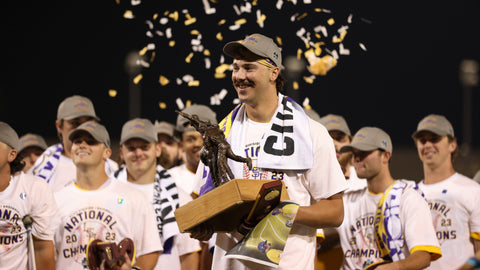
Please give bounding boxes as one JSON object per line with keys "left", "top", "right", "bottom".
{"left": 293, "top": 81, "right": 299, "bottom": 90}
{"left": 216, "top": 32, "right": 223, "bottom": 41}
{"left": 306, "top": 54, "right": 337, "bottom": 76}
{"left": 115, "top": 0, "right": 120, "bottom": 4}
{"left": 215, "top": 73, "right": 226, "bottom": 79}
{"left": 204, "top": 49, "right": 211, "bottom": 56}
{"left": 150, "top": 52, "right": 156, "bottom": 62}
{"left": 315, "top": 33, "right": 321, "bottom": 39}
{"left": 327, "top": 18, "right": 335, "bottom": 25}
{"left": 159, "top": 75, "right": 170, "bottom": 86}
{"left": 314, "top": 43, "right": 322, "bottom": 56}
{"left": 188, "top": 80, "right": 200, "bottom": 87}
{"left": 169, "top": 11, "right": 179, "bottom": 21}
{"left": 139, "top": 46, "right": 148, "bottom": 56}
{"left": 276, "top": 36, "right": 283, "bottom": 46}
{"left": 185, "top": 17, "right": 197, "bottom": 26}
{"left": 123, "top": 10, "right": 134, "bottom": 19}
{"left": 303, "top": 76, "right": 314, "bottom": 84}
{"left": 297, "top": 12, "right": 308, "bottom": 21}
{"left": 108, "top": 89, "right": 117, "bottom": 97}
{"left": 185, "top": 100, "right": 191, "bottom": 107}
{"left": 218, "top": 19, "right": 226, "bottom": 25}
{"left": 333, "top": 30, "right": 347, "bottom": 43}
{"left": 235, "top": 18, "right": 247, "bottom": 25}
{"left": 153, "top": 13, "right": 158, "bottom": 20}
{"left": 158, "top": 102, "right": 167, "bottom": 109}
{"left": 257, "top": 14, "right": 266, "bottom": 25}
{"left": 133, "top": 74, "right": 143, "bottom": 84}
{"left": 169, "top": 40, "right": 175, "bottom": 47}
{"left": 185, "top": 52, "right": 194, "bottom": 63}
{"left": 190, "top": 30, "right": 200, "bottom": 35}
{"left": 314, "top": 8, "right": 322, "bottom": 12}
{"left": 304, "top": 104, "right": 312, "bottom": 110}
{"left": 297, "top": 49, "right": 302, "bottom": 59}
{"left": 252, "top": 0, "right": 258, "bottom": 5}
{"left": 163, "top": 10, "right": 169, "bottom": 16}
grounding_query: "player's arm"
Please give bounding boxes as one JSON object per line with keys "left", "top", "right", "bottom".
{"left": 376, "top": 250, "right": 431, "bottom": 270}
{"left": 473, "top": 237, "right": 480, "bottom": 253}
{"left": 293, "top": 192, "right": 344, "bottom": 228}
{"left": 33, "top": 237, "right": 55, "bottom": 270}
{"left": 180, "top": 251, "right": 200, "bottom": 270}
{"left": 134, "top": 251, "right": 160, "bottom": 270}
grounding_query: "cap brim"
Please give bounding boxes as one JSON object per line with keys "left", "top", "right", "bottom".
{"left": 340, "top": 142, "right": 380, "bottom": 153}
{"left": 223, "top": 42, "right": 285, "bottom": 69}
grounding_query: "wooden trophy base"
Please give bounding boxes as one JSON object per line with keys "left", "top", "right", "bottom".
{"left": 174, "top": 179, "right": 289, "bottom": 233}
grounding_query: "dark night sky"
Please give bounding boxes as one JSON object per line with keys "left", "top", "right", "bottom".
{"left": 2, "top": 0, "right": 480, "bottom": 149}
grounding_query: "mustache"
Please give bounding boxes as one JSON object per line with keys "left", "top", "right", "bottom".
{"left": 233, "top": 79, "right": 254, "bottom": 88}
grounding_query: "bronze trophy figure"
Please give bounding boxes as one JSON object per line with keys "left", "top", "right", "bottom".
{"left": 176, "top": 110, "right": 252, "bottom": 187}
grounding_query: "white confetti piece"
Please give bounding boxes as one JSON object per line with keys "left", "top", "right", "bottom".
{"left": 359, "top": 43, "right": 367, "bottom": 51}
{"left": 182, "top": 74, "right": 194, "bottom": 82}
{"left": 347, "top": 14, "right": 353, "bottom": 24}
{"left": 233, "top": 98, "right": 241, "bottom": 105}
{"left": 339, "top": 43, "right": 350, "bottom": 55}
{"left": 131, "top": 0, "right": 141, "bottom": 6}
{"left": 313, "top": 25, "right": 328, "bottom": 37}
{"left": 165, "top": 28, "right": 172, "bottom": 38}
{"left": 159, "top": 17, "right": 169, "bottom": 25}
{"left": 276, "top": 0, "right": 283, "bottom": 10}
{"left": 218, "top": 89, "right": 228, "bottom": 99}
{"left": 176, "top": 98, "right": 185, "bottom": 110}
{"left": 229, "top": 24, "right": 241, "bottom": 31}
{"left": 201, "top": 0, "right": 216, "bottom": 15}
{"left": 302, "top": 97, "right": 310, "bottom": 107}
{"left": 176, "top": 78, "right": 183, "bottom": 85}
{"left": 205, "top": 58, "right": 211, "bottom": 69}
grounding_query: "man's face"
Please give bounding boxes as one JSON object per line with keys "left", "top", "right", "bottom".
{"left": 57, "top": 116, "right": 95, "bottom": 155}
{"left": 19, "top": 147, "right": 44, "bottom": 173}
{"left": 157, "top": 133, "right": 181, "bottom": 169}
{"left": 70, "top": 133, "right": 110, "bottom": 168}
{"left": 232, "top": 59, "right": 278, "bottom": 105}
{"left": 120, "top": 138, "right": 159, "bottom": 175}
{"left": 180, "top": 129, "right": 203, "bottom": 168}
{"left": 351, "top": 149, "right": 383, "bottom": 180}
{"left": 414, "top": 131, "right": 455, "bottom": 168}
{"left": 329, "top": 130, "right": 351, "bottom": 160}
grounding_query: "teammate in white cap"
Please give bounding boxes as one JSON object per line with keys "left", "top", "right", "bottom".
{"left": 31, "top": 95, "right": 118, "bottom": 191}
{"left": 412, "top": 114, "right": 480, "bottom": 270}
{"left": 53, "top": 121, "right": 162, "bottom": 270}
{"left": 337, "top": 126, "right": 441, "bottom": 270}
{"left": 0, "top": 122, "right": 58, "bottom": 270}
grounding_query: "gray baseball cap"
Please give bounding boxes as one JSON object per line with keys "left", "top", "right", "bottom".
{"left": 69, "top": 121, "right": 110, "bottom": 148}
{"left": 18, "top": 133, "right": 48, "bottom": 153}
{"left": 57, "top": 95, "right": 100, "bottom": 121}
{"left": 155, "top": 121, "right": 175, "bottom": 137}
{"left": 120, "top": 118, "right": 157, "bottom": 145}
{"left": 412, "top": 114, "right": 454, "bottom": 138}
{"left": 223, "top": 33, "right": 284, "bottom": 69}
{"left": 176, "top": 104, "right": 218, "bottom": 133}
{"left": 0, "top": 122, "right": 19, "bottom": 149}
{"left": 319, "top": 114, "right": 351, "bottom": 136}
{"left": 340, "top": 127, "right": 392, "bottom": 153}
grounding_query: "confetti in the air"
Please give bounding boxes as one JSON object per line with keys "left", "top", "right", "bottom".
{"left": 116, "top": 0, "right": 371, "bottom": 109}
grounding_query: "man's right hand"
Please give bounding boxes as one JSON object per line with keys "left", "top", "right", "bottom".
{"left": 189, "top": 222, "right": 214, "bottom": 241}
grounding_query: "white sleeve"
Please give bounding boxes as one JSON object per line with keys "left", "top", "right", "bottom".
{"left": 29, "top": 176, "right": 59, "bottom": 241}
{"left": 402, "top": 189, "right": 440, "bottom": 252}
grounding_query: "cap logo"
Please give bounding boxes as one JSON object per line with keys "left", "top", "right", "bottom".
{"left": 273, "top": 51, "right": 279, "bottom": 60}
{"left": 242, "top": 35, "right": 259, "bottom": 46}
{"left": 324, "top": 117, "right": 341, "bottom": 129}
{"left": 381, "top": 140, "right": 388, "bottom": 148}
{"left": 21, "top": 135, "right": 40, "bottom": 146}
{"left": 354, "top": 132, "right": 367, "bottom": 142}
{"left": 81, "top": 122, "right": 97, "bottom": 132}
{"left": 128, "top": 121, "right": 147, "bottom": 133}
{"left": 73, "top": 100, "right": 90, "bottom": 112}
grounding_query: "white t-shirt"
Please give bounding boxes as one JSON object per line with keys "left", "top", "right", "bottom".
{"left": 210, "top": 117, "right": 347, "bottom": 270}
{"left": 336, "top": 182, "right": 441, "bottom": 270}
{"left": 53, "top": 178, "right": 162, "bottom": 270}
{"left": 0, "top": 172, "right": 58, "bottom": 269}
{"left": 122, "top": 181, "right": 201, "bottom": 270}
{"left": 169, "top": 164, "right": 198, "bottom": 205}
{"left": 419, "top": 173, "right": 480, "bottom": 270}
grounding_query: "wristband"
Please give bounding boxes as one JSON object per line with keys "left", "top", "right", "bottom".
{"left": 466, "top": 256, "right": 480, "bottom": 268}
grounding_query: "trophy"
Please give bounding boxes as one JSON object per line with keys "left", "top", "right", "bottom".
{"left": 173, "top": 111, "right": 289, "bottom": 233}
